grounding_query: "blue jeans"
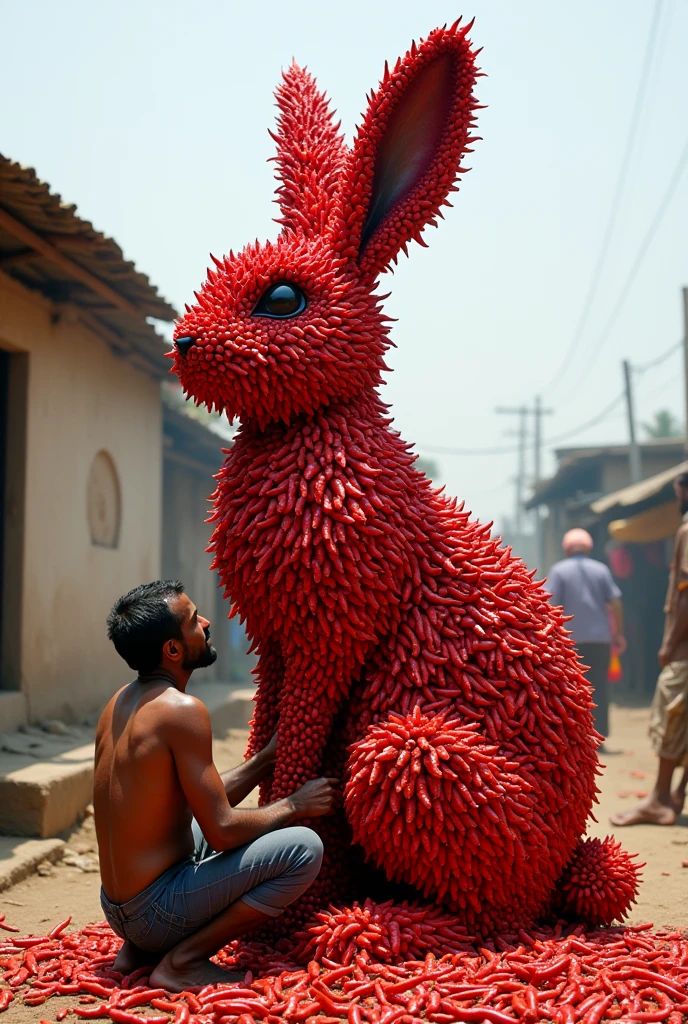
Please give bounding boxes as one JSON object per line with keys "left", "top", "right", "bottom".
{"left": 100, "top": 822, "right": 323, "bottom": 953}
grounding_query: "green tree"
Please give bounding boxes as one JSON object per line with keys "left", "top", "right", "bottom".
{"left": 641, "top": 409, "right": 683, "bottom": 439}
{"left": 415, "top": 456, "right": 440, "bottom": 481}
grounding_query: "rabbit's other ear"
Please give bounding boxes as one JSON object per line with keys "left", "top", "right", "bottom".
{"left": 272, "top": 62, "right": 348, "bottom": 237}
{"left": 333, "top": 22, "right": 481, "bottom": 277}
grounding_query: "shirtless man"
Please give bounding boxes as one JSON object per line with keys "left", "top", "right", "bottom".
{"left": 611, "top": 472, "right": 688, "bottom": 827}
{"left": 95, "top": 580, "right": 335, "bottom": 992}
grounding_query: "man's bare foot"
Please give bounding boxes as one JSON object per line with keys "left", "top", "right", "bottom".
{"left": 150, "top": 956, "right": 244, "bottom": 993}
{"left": 610, "top": 794, "right": 677, "bottom": 827}
{"left": 112, "top": 940, "right": 156, "bottom": 974}
{"left": 672, "top": 788, "right": 686, "bottom": 817}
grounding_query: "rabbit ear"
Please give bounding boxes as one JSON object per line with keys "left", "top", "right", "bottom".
{"left": 332, "top": 23, "right": 481, "bottom": 276}
{"left": 272, "top": 63, "right": 348, "bottom": 237}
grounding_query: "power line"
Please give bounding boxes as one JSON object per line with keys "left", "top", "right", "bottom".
{"left": 549, "top": 342, "right": 683, "bottom": 443}
{"left": 415, "top": 340, "right": 682, "bottom": 458}
{"left": 633, "top": 341, "right": 684, "bottom": 402}
{"left": 542, "top": 0, "right": 666, "bottom": 395}
{"left": 551, "top": 341, "right": 684, "bottom": 443}
{"left": 562, "top": 134, "right": 688, "bottom": 397}
{"left": 416, "top": 394, "right": 623, "bottom": 456}
{"left": 463, "top": 480, "right": 514, "bottom": 500}
{"left": 545, "top": 393, "right": 626, "bottom": 446}
{"left": 635, "top": 339, "right": 682, "bottom": 374}
{"left": 416, "top": 441, "right": 521, "bottom": 456}
{"left": 495, "top": 405, "right": 530, "bottom": 537}
{"left": 643, "top": 0, "right": 677, "bottom": 118}
{"left": 636, "top": 366, "right": 682, "bottom": 403}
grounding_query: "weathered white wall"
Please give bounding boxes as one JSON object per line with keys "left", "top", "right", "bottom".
{"left": 162, "top": 455, "right": 242, "bottom": 683}
{"left": 162, "top": 456, "right": 220, "bottom": 662}
{"left": 601, "top": 452, "right": 683, "bottom": 496}
{"left": 0, "top": 272, "right": 162, "bottom": 724}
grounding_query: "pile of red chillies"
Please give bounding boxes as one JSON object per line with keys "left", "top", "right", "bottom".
{"left": 2, "top": 914, "right": 688, "bottom": 1024}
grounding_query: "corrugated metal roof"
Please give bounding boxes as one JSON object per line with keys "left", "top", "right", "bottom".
{"left": 526, "top": 439, "right": 685, "bottom": 510}
{"left": 591, "top": 459, "right": 688, "bottom": 514}
{"left": 0, "top": 155, "right": 177, "bottom": 377}
{"left": 553, "top": 439, "right": 684, "bottom": 459}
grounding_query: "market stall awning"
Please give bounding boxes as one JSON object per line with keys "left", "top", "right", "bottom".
{"left": 608, "top": 501, "right": 681, "bottom": 544}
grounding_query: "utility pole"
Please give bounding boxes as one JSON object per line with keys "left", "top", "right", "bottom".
{"left": 516, "top": 407, "right": 527, "bottom": 538}
{"left": 532, "top": 395, "right": 554, "bottom": 571}
{"left": 683, "top": 286, "right": 688, "bottom": 454}
{"left": 496, "top": 406, "right": 528, "bottom": 541}
{"left": 498, "top": 401, "right": 553, "bottom": 569}
{"left": 622, "top": 359, "right": 641, "bottom": 484}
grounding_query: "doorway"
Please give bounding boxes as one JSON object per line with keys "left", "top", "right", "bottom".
{"left": 0, "top": 349, "right": 28, "bottom": 692}
{"left": 0, "top": 350, "right": 8, "bottom": 675}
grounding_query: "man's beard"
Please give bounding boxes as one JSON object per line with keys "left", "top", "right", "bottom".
{"left": 681, "top": 497, "right": 688, "bottom": 516}
{"left": 182, "top": 628, "right": 218, "bottom": 671}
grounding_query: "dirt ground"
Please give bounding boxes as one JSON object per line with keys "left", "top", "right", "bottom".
{"left": 1, "top": 710, "right": 687, "bottom": 1022}
{"left": 587, "top": 703, "right": 688, "bottom": 928}
{"left": 0, "top": 731, "right": 253, "bottom": 1023}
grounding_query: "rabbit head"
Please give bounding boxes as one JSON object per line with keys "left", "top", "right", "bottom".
{"left": 172, "top": 22, "right": 481, "bottom": 428}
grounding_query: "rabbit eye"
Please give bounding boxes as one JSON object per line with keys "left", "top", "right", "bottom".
{"left": 253, "top": 282, "right": 306, "bottom": 319}
{"left": 174, "top": 336, "right": 196, "bottom": 357}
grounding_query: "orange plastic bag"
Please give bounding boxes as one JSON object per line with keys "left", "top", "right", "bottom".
{"left": 608, "top": 647, "right": 622, "bottom": 684}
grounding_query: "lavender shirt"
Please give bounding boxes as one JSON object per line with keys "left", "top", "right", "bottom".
{"left": 547, "top": 554, "right": 621, "bottom": 645}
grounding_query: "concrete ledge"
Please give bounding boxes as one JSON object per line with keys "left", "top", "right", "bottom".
{"left": 0, "top": 681, "right": 255, "bottom": 838}
{"left": 0, "top": 743, "right": 94, "bottom": 838}
{"left": 0, "top": 836, "right": 64, "bottom": 892}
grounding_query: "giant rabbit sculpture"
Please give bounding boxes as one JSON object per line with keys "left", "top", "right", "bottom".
{"left": 171, "top": 22, "right": 639, "bottom": 936}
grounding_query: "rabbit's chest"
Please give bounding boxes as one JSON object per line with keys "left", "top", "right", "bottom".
{"left": 209, "top": 429, "right": 411, "bottom": 648}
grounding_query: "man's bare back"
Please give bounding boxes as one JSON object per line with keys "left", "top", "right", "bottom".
{"left": 97, "top": 582, "right": 335, "bottom": 990}
{"left": 95, "top": 681, "right": 199, "bottom": 903}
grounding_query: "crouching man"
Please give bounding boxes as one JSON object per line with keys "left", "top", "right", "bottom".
{"left": 94, "top": 580, "right": 335, "bottom": 992}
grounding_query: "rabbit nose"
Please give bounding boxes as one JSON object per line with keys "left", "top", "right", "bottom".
{"left": 175, "top": 336, "right": 196, "bottom": 357}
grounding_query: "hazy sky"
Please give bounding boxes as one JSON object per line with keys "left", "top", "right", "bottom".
{"left": 2, "top": 0, "right": 687, "bottom": 531}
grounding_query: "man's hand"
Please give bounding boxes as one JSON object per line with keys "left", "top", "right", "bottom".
{"left": 614, "top": 635, "right": 627, "bottom": 656}
{"left": 658, "top": 643, "right": 673, "bottom": 669}
{"left": 290, "top": 778, "right": 338, "bottom": 819}
{"left": 260, "top": 732, "right": 278, "bottom": 769}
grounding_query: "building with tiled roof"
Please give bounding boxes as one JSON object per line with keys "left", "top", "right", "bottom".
{"left": 0, "top": 155, "right": 245, "bottom": 735}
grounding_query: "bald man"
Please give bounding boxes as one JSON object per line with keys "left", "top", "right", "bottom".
{"left": 548, "top": 529, "right": 626, "bottom": 744}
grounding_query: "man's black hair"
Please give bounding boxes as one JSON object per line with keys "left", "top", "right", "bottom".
{"left": 676, "top": 471, "right": 688, "bottom": 489}
{"left": 107, "top": 580, "right": 185, "bottom": 674}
